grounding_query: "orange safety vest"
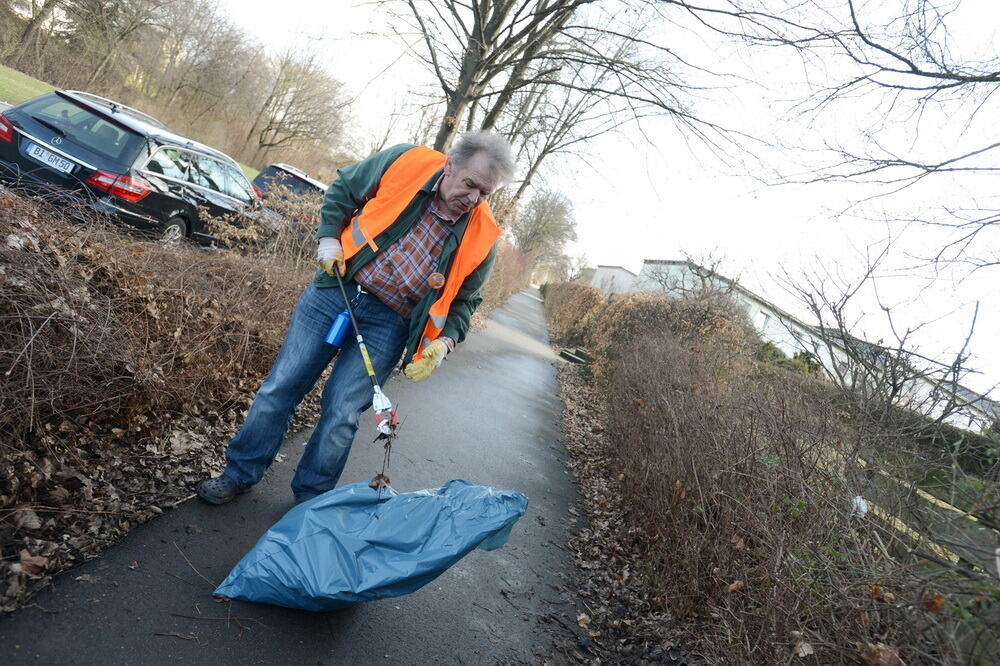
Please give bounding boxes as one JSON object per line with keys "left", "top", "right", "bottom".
{"left": 340, "top": 146, "right": 500, "bottom": 361}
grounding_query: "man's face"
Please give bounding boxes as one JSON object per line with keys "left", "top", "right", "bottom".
{"left": 437, "top": 151, "right": 498, "bottom": 218}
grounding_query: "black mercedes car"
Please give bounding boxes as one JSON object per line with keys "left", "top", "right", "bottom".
{"left": 0, "top": 90, "right": 264, "bottom": 244}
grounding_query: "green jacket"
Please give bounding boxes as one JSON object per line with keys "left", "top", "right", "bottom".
{"left": 314, "top": 143, "right": 498, "bottom": 364}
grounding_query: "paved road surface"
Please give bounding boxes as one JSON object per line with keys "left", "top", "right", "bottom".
{"left": 0, "top": 289, "right": 579, "bottom": 664}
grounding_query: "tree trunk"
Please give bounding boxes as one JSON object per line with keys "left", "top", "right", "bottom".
{"left": 12, "top": 0, "right": 62, "bottom": 68}
{"left": 433, "top": 93, "right": 471, "bottom": 151}
{"left": 85, "top": 49, "right": 117, "bottom": 89}
{"left": 513, "top": 152, "right": 546, "bottom": 201}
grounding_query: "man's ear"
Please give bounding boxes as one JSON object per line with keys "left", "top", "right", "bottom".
{"left": 443, "top": 156, "right": 453, "bottom": 176}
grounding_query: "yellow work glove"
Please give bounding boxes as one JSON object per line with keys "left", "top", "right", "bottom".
{"left": 404, "top": 339, "right": 448, "bottom": 382}
{"left": 317, "top": 237, "right": 345, "bottom": 276}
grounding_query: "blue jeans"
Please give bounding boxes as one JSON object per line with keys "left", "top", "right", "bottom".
{"left": 223, "top": 282, "right": 410, "bottom": 502}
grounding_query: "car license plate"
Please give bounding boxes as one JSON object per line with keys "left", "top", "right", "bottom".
{"left": 25, "top": 142, "right": 75, "bottom": 174}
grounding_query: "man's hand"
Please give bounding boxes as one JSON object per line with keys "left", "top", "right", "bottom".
{"left": 404, "top": 339, "right": 448, "bottom": 382}
{"left": 317, "top": 237, "right": 345, "bottom": 276}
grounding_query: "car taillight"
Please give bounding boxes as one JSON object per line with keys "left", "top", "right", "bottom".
{"left": 85, "top": 169, "right": 152, "bottom": 202}
{"left": 0, "top": 113, "right": 14, "bottom": 143}
{"left": 252, "top": 184, "right": 264, "bottom": 200}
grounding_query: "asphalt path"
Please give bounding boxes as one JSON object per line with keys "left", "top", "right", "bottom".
{"left": 0, "top": 289, "right": 580, "bottom": 664}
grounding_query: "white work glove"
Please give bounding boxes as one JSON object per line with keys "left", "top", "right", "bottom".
{"left": 317, "top": 237, "right": 345, "bottom": 276}
{"left": 404, "top": 339, "right": 449, "bottom": 382}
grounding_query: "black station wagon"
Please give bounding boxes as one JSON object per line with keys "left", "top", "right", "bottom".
{"left": 0, "top": 90, "right": 263, "bottom": 243}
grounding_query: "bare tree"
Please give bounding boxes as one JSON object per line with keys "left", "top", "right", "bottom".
{"left": 1, "top": 0, "right": 355, "bottom": 169}
{"left": 388, "top": 0, "right": 588, "bottom": 150}
{"left": 493, "top": 52, "right": 666, "bottom": 199}
{"left": 777, "top": 247, "right": 992, "bottom": 436}
{"left": 142, "top": 0, "right": 253, "bottom": 113}
{"left": 61, "top": 0, "right": 175, "bottom": 88}
{"left": 243, "top": 49, "right": 348, "bottom": 164}
{"left": 5, "top": 0, "right": 64, "bottom": 68}
{"left": 384, "top": 0, "right": 731, "bottom": 156}
{"left": 508, "top": 189, "right": 577, "bottom": 271}
{"left": 652, "top": 0, "right": 1000, "bottom": 271}
{"left": 640, "top": 252, "right": 748, "bottom": 319}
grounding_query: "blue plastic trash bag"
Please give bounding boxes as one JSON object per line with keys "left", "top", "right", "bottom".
{"left": 214, "top": 479, "right": 528, "bottom": 611}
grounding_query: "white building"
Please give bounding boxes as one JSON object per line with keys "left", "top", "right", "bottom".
{"left": 587, "top": 265, "right": 637, "bottom": 295}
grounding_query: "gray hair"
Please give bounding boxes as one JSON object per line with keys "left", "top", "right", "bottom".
{"left": 447, "top": 131, "right": 515, "bottom": 185}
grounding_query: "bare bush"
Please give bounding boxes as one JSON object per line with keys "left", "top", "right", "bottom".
{"left": 542, "top": 281, "right": 603, "bottom": 344}
{"left": 0, "top": 192, "right": 309, "bottom": 611}
{"left": 0, "top": 200, "right": 301, "bottom": 436}
{"left": 581, "top": 291, "right": 754, "bottom": 375}
{"left": 545, "top": 280, "right": 999, "bottom": 662}
{"left": 205, "top": 186, "right": 321, "bottom": 268}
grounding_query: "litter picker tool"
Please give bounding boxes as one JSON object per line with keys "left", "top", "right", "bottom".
{"left": 333, "top": 271, "right": 398, "bottom": 491}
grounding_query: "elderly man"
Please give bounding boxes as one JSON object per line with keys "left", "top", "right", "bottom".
{"left": 198, "top": 132, "right": 515, "bottom": 505}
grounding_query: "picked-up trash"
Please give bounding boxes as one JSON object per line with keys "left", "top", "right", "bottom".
{"left": 214, "top": 479, "right": 528, "bottom": 611}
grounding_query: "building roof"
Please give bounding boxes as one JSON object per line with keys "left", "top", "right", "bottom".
{"left": 640, "top": 258, "right": 819, "bottom": 336}
{"left": 594, "top": 264, "right": 638, "bottom": 276}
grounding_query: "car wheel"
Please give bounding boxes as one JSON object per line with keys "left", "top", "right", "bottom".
{"left": 161, "top": 217, "right": 187, "bottom": 243}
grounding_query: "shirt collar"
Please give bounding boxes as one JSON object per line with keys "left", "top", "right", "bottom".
{"left": 429, "top": 175, "right": 460, "bottom": 225}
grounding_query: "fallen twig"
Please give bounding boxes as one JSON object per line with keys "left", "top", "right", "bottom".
{"left": 472, "top": 601, "right": 494, "bottom": 614}
{"left": 499, "top": 588, "right": 520, "bottom": 610}
{"left": 170, "top": 612, "right": 265, "bottom": 627}
{"left": 165, "top": 571, "right": 199, "bottom": 588}
{"left": 153, "top": 631, "right": 198, "bottom": 642}
{"left": 172, "top": 541, "right": 217, "bottom": 588}
{"left": 28, "top": 602, "right": 62, "bottom": 614}
{"left": 168, "top": 493, "right": 197, "bottom": 508}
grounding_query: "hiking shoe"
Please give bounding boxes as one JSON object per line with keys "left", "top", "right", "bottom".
{"left": 197, "top": 474, "right": 247, "bottom": 505}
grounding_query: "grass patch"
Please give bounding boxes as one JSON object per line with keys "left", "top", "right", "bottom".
{"left": 240, "top": 163, "right": 260, "bottom": 180}
{"left": 0, "top": 65, "right": 55, "bottom": 105}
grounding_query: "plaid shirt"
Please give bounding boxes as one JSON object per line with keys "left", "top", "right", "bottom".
{"left": 355, "top": 181, "right": 457, "bottom": 324}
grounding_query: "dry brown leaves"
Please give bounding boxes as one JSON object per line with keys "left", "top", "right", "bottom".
{"left": 0, "top": 195, "right": 321, "bottom": 613}
{"left": 858, "top": 642, "right": 905, "bottom": 666}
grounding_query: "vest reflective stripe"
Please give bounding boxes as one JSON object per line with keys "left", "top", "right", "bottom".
{"left": 350, "top": 218, "right": 373, "bottom": 252}
{"left": 339, "top": 146, "right": 500, "bottom": 361}
{"left": 415, "top": 201, "right": 498, "bottom": 359}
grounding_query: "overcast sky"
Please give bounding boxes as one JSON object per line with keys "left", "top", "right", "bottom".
{"left": 216, "top": 0, "right": 999, "bottom": 397}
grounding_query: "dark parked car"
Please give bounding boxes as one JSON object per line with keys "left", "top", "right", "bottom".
{"left": 0, "top": 90, "right": 263, "bottom": 244}
{"left": 251, "top": 163, "right": 327, "bottom": 240}
{"left": 251, "top": 163, "right": 327, "bottom": 201}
